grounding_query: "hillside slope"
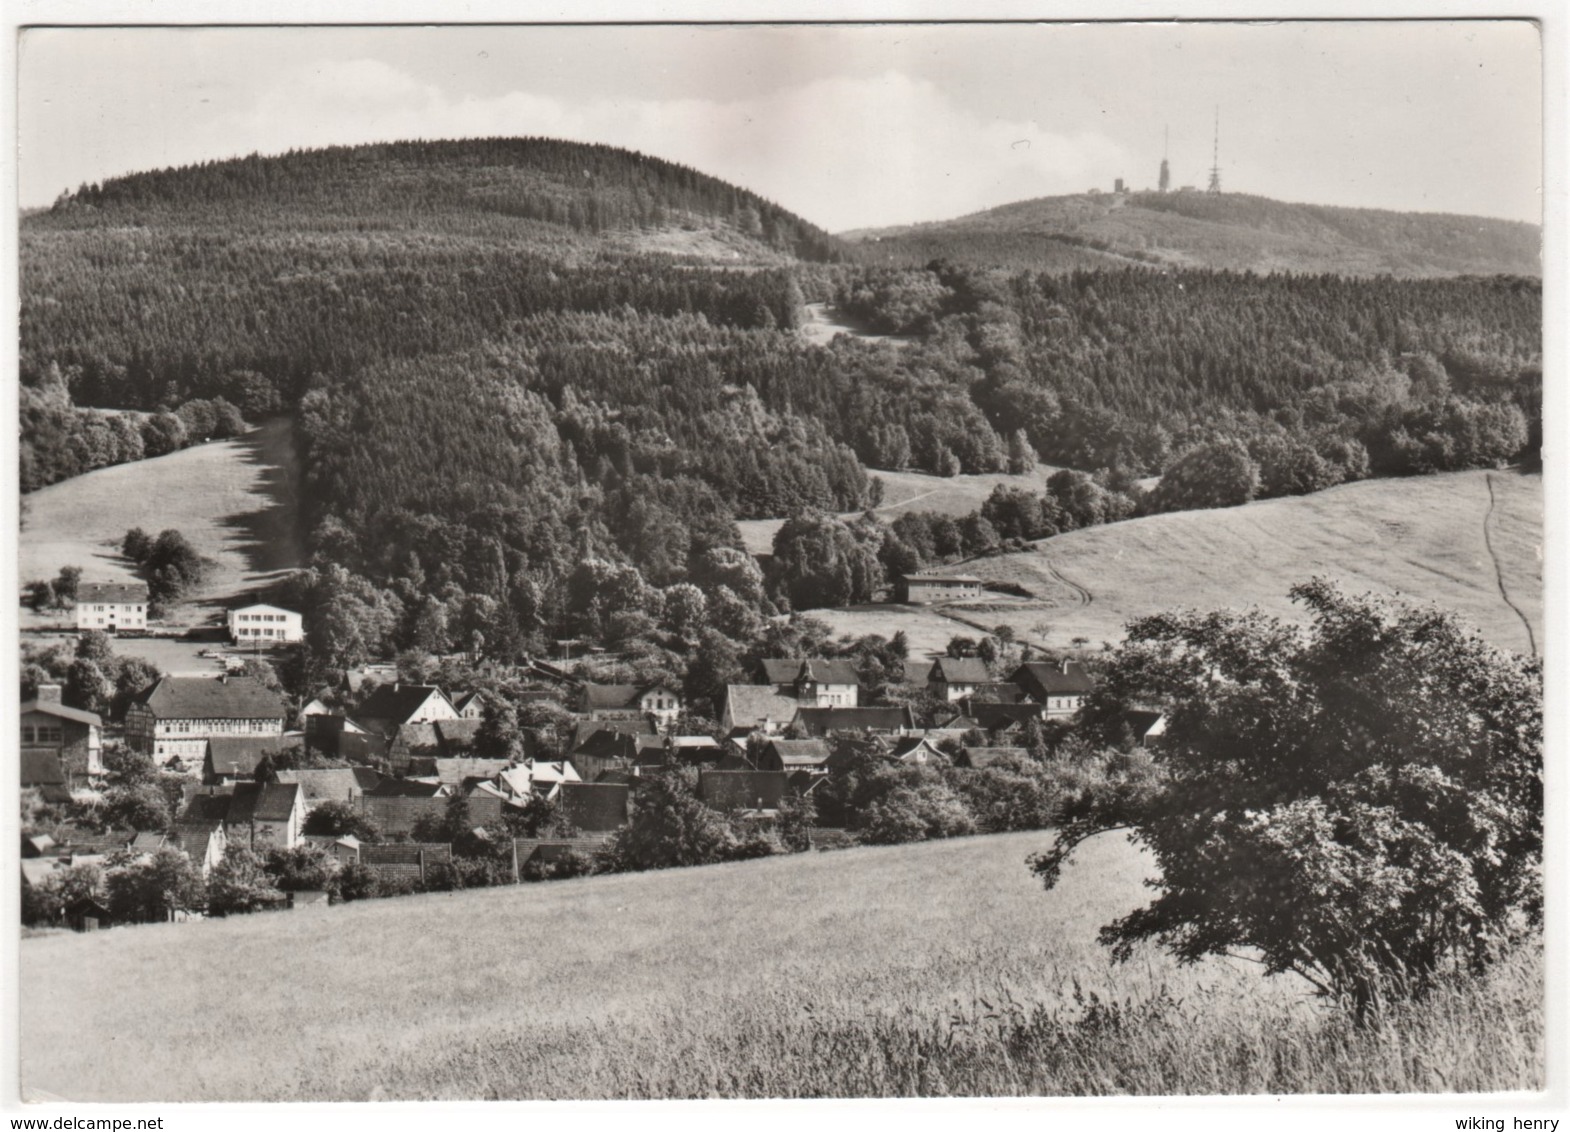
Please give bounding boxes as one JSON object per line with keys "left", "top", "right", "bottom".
{"left": 846, "top": 191, "right": 1541, "bottom": 276}
{"left": 20, "top": 831, "right": 1308, "bottom": 1101}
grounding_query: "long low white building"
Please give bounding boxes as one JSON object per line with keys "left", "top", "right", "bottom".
{"left": 227, "top": 603, "right": 304, "bottom": 644}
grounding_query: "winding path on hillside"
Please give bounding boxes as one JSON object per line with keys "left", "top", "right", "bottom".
{"left": 1484, "top": 472, "right": 1539, "bottom": 658}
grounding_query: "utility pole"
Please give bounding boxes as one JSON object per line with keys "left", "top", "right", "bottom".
{"left": 1207, "top": 107, "right": 1223, "bottom": 194}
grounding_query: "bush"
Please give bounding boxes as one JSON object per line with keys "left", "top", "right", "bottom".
{"left": 854, "top": 775, "right": 976, "bottom": 845}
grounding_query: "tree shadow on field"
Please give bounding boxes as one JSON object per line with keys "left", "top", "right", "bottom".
{"left": 216, "top": 418, "right": 308, "bottom": 596}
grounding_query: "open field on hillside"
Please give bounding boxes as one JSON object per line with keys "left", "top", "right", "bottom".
{"left": 20, "top": 830, "right": 1541, "bottom": 1101}
{"left": 738, "top": 464, "right": 1056, "bottom": 556}
{"left": 807, "top": 468, "right": 1541, "bottom": 656}
{"left": 19, "top": 418, "right": 305, "bottom": 631}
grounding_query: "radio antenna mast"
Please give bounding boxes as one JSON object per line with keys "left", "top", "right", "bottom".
{"left": 1207, "top": 107, "right": 1223, "bottom": 194}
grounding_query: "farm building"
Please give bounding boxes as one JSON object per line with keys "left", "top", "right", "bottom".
{"left": 21, "top": 685, "right": 102, "bottom": 784}
{"left": 74, "top": 582, "right": 149, "bottom": 633}
{"left": 125, "top": 675, "right": 288, "bottom": 765}
{"left": 226, "top": 603, "right": 304, "bottom": 644}
{"left": 898, "top": 573, "right": 983, "bottom": 603}
{"left": 755, "top": 658, "right": 861, "bottom": 708}
{"left": 202, "top": 735, "right": 286, "bottom": 784}
{"left": 926, "top": 657, "right": 993, "bottom": 703}
{"left": 753, "top": 738, "right": 831, "bottom": 776}
{"left": 722, "top": 685, "right": 806, "bottom": 738}
{"left": 1009, "top": 660, "right": 1096, "bottom": 717}
{"left": 790, "top": 706, "right": 916, "bottom": 737}
{"left": 697, "top": 769, "right": 786, "bottom": 814}
{"left": 353, "top": 683, "right": 459, "bottom": 738}
{"left": 578, "top": 683, "right": 684, "bottom": 726}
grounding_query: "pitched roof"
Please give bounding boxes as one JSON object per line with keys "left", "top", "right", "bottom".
{"left": 928, "top": 657, "right": 993, "bottom": 684}
{"left": 21, "top": 750, "right": 67, "bottom": 786}
{"left": 20, "top": 700, "right": 103, "bottom": 727}
{"left": 228, "top": 781, "right": 301, "bottom": 824}
{"left": 889, "top": 736, "right": 949, "bottom": 763}
{"left": 356, "top": 684, "right": 451, "bottom": 729}
{"left": 759, "top": 658, "right": 859, "bottom": 686}
{"left": 78, "top": 581, "right": 149, "bottom": 604}
{"left": 275, "top": 768, "right": 366, "bottom": 804}
{"left": 206, "top": 735, "right": 284, "bottom": 778}
{"left": 229, "top": 603, "right": 299, "bottom": 616}
{"left": 571, "top": 718, "right": 656, "bottom": 751}
{"left": 432, "top": 718, "right": 484, "bottom": 751}
{"left": 1010, "top": 661, "right": 1096, "bottom": 697}
{"left": 136, "top": 676, "right": 286, "bottom": 721}
{"left": 903, "top": 573, "right": 982, "bottom": 585}
{"left": 970, "top": 682, "right": 1024, "bottom": 703}
{"left": 970, "top": 702, "right": 1045, "bottom": 732}
{"left": 366, "top": 778, "right": 448, "bottom": 798}
{"left": 180, "top": 793, "right": 234, "bottom": 824}
{"left": 723, "top": 685, "right": 803, "bottom": 734}
{"left": 791, "top": 706, "right": 914, "bottom": 737}
{"left": 579, "top": 683, "right": 676, "bottom": 711}
{"left": 697, "top": 770, "right": 786, "bottom": 812}
{"left": 428, "top": 758, "right": 513, "bottom": 787}
{"left": 763, "top": 738, "right": 832, "bottom": 767}
{"left": 959, "top": 746, "right": 1030, "bottom": 769}
{"left": 571, "top": 729, "right": 640, "bottom": 761}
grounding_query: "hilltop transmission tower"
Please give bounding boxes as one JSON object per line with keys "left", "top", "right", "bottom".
{"left": 1159, "top": 125, "right": 1171, "bottom": 192}
{"left": 1207, "top": 107, "right": 1223, "bottom": 194}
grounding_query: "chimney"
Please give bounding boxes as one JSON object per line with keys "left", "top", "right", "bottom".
{"left": 1060, "top": 658, "right": 1070, "bottom": 674}
{"left": 37, "top": 683, "right": 62, "bottom": 704}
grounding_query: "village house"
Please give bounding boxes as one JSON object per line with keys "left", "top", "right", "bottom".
{"left": 956, "top": 746, "right": 1030, "bottom": 769}
{"left": 237, "top": 781, "right": 305, "bottom": 849}
{"left": 226, "top": 603, "right": 304, "bottom": 645}
{"left": 790, "top": 705, "right": 916, "bottom": 737}
{"left": 756, "top": 659, "right": 861, "bottom": 708}
{"left": 353, "top": 683, "right": 460, "bottom": 738}
{"left": 21, "top": 750, "right": 73, "bottom": 805}
{"left": 1121, "top": 709, "right": 1168, "bottom": 747}
{"left": 888, "top": 736, "right": 951, "bottom": 766}
{"left": 275, "top": 767, "right": 377, "bottom": 815}
{"left": 753, "top": 737, "right": 832, "bottom": 777}
{"left": 174, "top": 815, "right": 228, "bottom": 878}
{"left": 578, "top": 683, "right": 683, "bottom": 727}
{"left": 1009, "top": 660, "right": 1096, "bottom": 717}
{"left": 21, "top": 685, "right": 102, "bottom": 785}
{"left": 721, "top": 684, "right": 804, "bottom": 739}
{"left": 452, "top": 691, "right": 486, "bottom": 720}
{"left": 202, "top": 735, "right": 286, "bottom": 784}
{"left": 898, "top": 573, "right": 983, "bottom": 604}
{"left": 697, "top": 769, "right": 787, "bottom": 816}
{"left": 125, "top": 675, "right": 287, "bottom": 765}
{"left": 556, "top": 781, "right": 630, "bottom": 832}
{"left": 926, "top": 657, "right": 994, "bottom": 703}
{"left": 74, "top": 581, "right": 149, "bottom": 634}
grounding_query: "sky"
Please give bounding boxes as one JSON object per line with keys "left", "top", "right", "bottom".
{"left": 16, "top": 21, "right": 1544, "bottom": 231}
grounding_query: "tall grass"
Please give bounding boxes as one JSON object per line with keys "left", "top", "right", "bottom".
{"left": 19, "top": 831, "right": 1542, "bottom": 1101}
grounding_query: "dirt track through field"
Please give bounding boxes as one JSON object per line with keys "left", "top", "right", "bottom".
{"left": 1483, "top": 472, "right": 1538, "bottom": 658}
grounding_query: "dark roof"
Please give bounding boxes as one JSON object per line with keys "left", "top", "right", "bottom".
{"left": 759, "top": 658, "right": 859, "bottom": 686}
{"left": 1123, "top": 709, "right": 1166, "bottom": 737}
{"left": 889, "top": 736, "right": 948, "bottom": 762}
{"left": 970, "top": 702, "right": 1045, "bottom": 732}
{"left": 928, "top": 657, "right": 993, "bottom": 684}
{"left": 791, "top": 706, "right": 914, "bottom": 737}
{"left": 571, "top": 718, "right": 656, "bottom": 751}
{"left": 571, "top": 729, "right": 640, "bottom": 761}
{"left": 428, "top": 758, "right": 513, "bottom": 786}
{"left": 557, "top": 782, "right": 629, "bottom": 832}
{"left": 206, "top": 735, "right": 284, "bottom": 777}
{"left": 228, "top": 781, "right": 301, "bottom": 824}
{"left": 763, "top": 738, "right": 831, "bottom": 767}
{"left": 21, "top": 750, "right": 67, "bottom": 787}
{"left": 136, "top": 676, "right": 286, "bottom": 721}
{"left": 352, "top": 766, "right": 383, "bottom": 790}
{"left": 180, "top": 793, "right": 234, "bottom": 824}
{"left": 903, "top": 573, "right": 982, "bottom": 585}
{"left": 931, "top": 713, "right": 981, "bottom": 732}
{"left": 20, "top": 700, "right": 103, "bottom": 727}
{"left": 78, "top": 581, "right": 149, "bottom": 604}
{"left": 1010, "top": 661, "right": 1096, "bottom": 697}
{"left": 275, "top": 768, "right": 365, "bottom": 803}
{"left": 698, "top": 770, "right": 787, "bottom": 812}
{"left": 389, "top": 722, "right": 440, "bottom": 754}
{"left": 356, "top": 684, "right": 451, "bottom": 729}
{"left": 366, "top": 778, "right": 446, "bottom": 798}
{"left": 969, "top": 682, "right": 1024, "bottom": 703}
{"left": 958, "top": 746, "right": 1030, "bottom": 769}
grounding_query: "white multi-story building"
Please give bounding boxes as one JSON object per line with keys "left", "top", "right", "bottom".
{"left": 227, "top": 603, "right": 304, "bottom": 644}
{"left": 75, "top": 582, "right": 149, "bottom": 633}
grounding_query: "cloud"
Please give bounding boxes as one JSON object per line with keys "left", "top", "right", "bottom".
{"left": 233, "top": 61, "right": 1126, "bottom": 230}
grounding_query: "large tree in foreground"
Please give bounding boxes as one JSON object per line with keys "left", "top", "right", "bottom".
{"left": 1034, "top": 581, "right": 1542, "bottom": 1018}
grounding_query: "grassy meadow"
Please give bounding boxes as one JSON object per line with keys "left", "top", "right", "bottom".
{"left": 19, "top": 831, "right": 1542, "bottom": 1101}
{"left": 805, "top": 467, "right": 1541, "bottom": 656}
{"left": 19, "top": 417, "right": 305, "bottom": 630}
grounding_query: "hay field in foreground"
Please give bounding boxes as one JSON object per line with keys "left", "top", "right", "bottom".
{"left": 19, "top": 831, "right": 1541, "bottom": 1101}
{"left": 806, "top": 468, "right": 1541, "bottom": 655}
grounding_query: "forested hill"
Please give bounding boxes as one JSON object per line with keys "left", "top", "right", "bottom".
{"left": 844, "top": 191, "right": 1541, "bottom": 277}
